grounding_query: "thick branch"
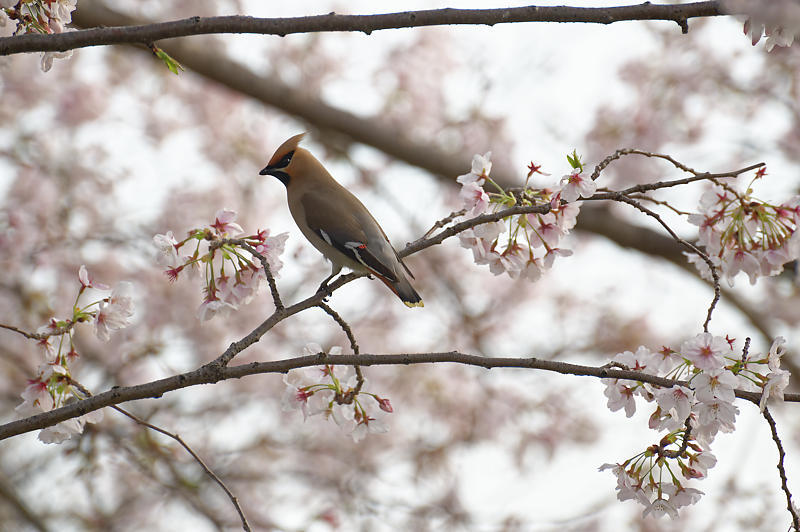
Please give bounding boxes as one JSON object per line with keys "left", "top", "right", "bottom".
{"left": 1, "top": 350, "right": 794, "bottom": 441}
{"left": 1, "top": 2, "right": 726, "bottom": 55}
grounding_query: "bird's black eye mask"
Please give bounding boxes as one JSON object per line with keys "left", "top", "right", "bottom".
{"left": 274, "top": 150, "right": 294, "bottom": 169}
{"left": 259, "top": 150, "right": 294, "bottom": 185}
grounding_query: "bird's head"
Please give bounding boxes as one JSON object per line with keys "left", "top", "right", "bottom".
{"left": 259, "top": 133, "right": 307, "bottom": 186}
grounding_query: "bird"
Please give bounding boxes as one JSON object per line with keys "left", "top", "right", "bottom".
{"left": 260, "top": 133, "right": 423, "bottom": 308}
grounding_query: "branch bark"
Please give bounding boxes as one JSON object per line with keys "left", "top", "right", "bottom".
{"left": 0, "top": 2, "right": 727, "bottom": 55}
{"left": 1, "top": 350, "right": 794, "bottom": 441}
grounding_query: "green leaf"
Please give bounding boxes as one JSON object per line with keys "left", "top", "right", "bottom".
{"left": 566, "top": 149, "right": 584, "bottom": 172}
{"left": 152, "top": 46, "right": 184, "bottom": 75}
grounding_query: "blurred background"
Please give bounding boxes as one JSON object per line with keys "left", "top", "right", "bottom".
{"left": 1, "top": 0, "right": 799, "bottom": 530}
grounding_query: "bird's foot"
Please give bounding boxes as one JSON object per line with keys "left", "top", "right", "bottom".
{"left": 316, "top": 280, "right": 333, "bottom": 302}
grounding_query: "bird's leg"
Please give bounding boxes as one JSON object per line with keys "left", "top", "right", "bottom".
{"left": 316, "top": 263, "right": 342, "bottom": 301}
{"left": 316, "top": 272, "right": 337, "bottom": 295}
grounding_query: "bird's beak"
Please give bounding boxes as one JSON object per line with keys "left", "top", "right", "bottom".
{"left": 259, "top": 165, "right": 290, "bottom": 185}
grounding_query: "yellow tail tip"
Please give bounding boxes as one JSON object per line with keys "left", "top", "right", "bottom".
{"left": 403, "top": 300, "right": 424, "bottom": 308}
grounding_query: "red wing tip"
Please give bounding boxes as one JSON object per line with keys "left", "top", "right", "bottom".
{"left": 403, "top": 300, "right": 424, "bottom": 308}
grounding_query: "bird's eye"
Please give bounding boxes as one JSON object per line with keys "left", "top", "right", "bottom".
{"left": 277, "top": 150, "right": 294, "bottom": 168}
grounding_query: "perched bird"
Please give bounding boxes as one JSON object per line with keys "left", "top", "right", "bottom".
{"left": 260, "top": 133, "right": 423, "bottom": 308}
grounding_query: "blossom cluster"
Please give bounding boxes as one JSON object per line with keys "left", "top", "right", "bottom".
{"left": 0, "top": 0, "right": 77, "bottom": 71}
{"left": 153, "top": 209, "right": 288, "bottom": 321}
{"left": 16, "top": 265, "right": 134, "bottom": 443}
{"left": 455, "top": 151, "right": 596, "bottom": 281}
{"left": 723, "top": 0, "right": 800, "bottom": 51}
{"left": 282, "top": 343, "right": 393, "bottom": 442}
{"left": 601, "top": 334, "right": 790, "bottom": 519}
{"left": 686, "top": 170, "right": 800, "bottom": 286}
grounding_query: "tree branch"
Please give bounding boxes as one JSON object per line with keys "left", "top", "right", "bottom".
{"left": 2, "top": 350, "right": 795, "bottom": 441}
{"left": 762, "top": 407, "right": 800, "bottom": 531}
{"left": 0, "top": 2, "right": 727, "bottom": 55}
{"left": 111, "top": 405, "right": 252, "bottom": 532}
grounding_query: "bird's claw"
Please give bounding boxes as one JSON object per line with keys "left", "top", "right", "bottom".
{"left": 316, "top": 281, "right": 332, "bottom": 302}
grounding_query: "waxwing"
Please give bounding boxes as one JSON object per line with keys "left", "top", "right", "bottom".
{"left": 260, "top": 133, "right": 423, "bottom": 308}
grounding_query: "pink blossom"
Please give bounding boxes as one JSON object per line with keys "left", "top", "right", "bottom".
{"left": 603, "top": 381, "right": 637, "bottom": 417}
{"left": 693, "top": 399, "right": 739, "bottom": 444}
{"left": 281, "top": 369, "right": 326, "bottom": 420}
{"left": 473, "top": 221, "right": 504, "bottom": 242}
{"left": 470, "top": 152, "right": 492, "bottom": 177}
{"left": 767, "top": 336, "right": 786, "bottom": 371}
{"left": 685, "top": 451, "right": 717, "bottom": 479}
{"left": 691, "top": 369, "right": 738, "bottom": 403}
{"left": 653, "top": 386, "right": 693, "bottom": 431}
{"left": 196, "top": 296, "right": 235, "bottom": 321}
{"left": 553, "top": 201, "right": 580, "bottom": 231}
{"left": 210, "top": 209, "right": 244, "bottom": 236}
{"left": 520, "top": 259, "right": 542, "bottom": 281}
{"left": 40, "top": 51, "right": 73, "bottom": 73}
{"left": 688, "top": 213, "right": 721, "bottom": 256}
{"left": 721, "top": 248, "right": 760, "bottom": 286}
{"left": 78, "top": 265, "right": 109, "bottom": 290}
{"left": 459, "top": 181, "right": 489, "bottom": 217}
{"left": 95, "top": 282, "right": 135, "bottom": 340}
{"left": 599, "top": 463, "right": 650, "bottom": 506}
{"left": 253, "top": 231, "right": 289, "bottom": 275}
{"left": 760, "top": 369, "right": 790, "bottom": 412}
{"left": 39, "top": 419, "right": 83, "bottom": 444}
{"left": 153, "top": 231, "right": 180, "bottom": 268}
{"left": 351, "top": 411, "right": 389, "bottom": 442}
{"left": 0, "top": 10, "right": 17, "bottom": 39}
{"left": 527, "top": 213, "right": 562, "bottom": 248}
{"left": 542, "top": 247, "right": 573, "bottom": 269}
{"left": 559, "top": 170, "right": 597, "bottom": 202}
{"left": 15, "top": 380, "right": 54, "bottom": 417}
{"left": 680, "top": 333, "right": 729, "bottom": 371}
{"left": 668, "top": 485, "right": 704, "bottom": 509}
{"left": 641, "top": 497, "right": 679, "bottom": 519}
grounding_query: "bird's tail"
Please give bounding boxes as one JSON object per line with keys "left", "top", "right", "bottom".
{"left": 374, "top": 272, "right": 424, "bottom": 308}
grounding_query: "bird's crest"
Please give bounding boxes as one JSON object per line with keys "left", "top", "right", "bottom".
{"left": 267, "top": 132, "right": 306, "bottom": 167}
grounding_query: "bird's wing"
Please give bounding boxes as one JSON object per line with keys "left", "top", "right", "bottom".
{"left": 300, "top": 192, "right": 399, "bottom": 283}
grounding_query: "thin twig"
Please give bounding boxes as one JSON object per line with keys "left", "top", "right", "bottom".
{"left": 317, "top": 302, "right": 365, "bottom": 395}
{"left": 214, "top": 238, "right": 284, "bottom": 311}
{"left": 626, "top": 193, "right": 693, "bottom": 215}
{"left": 762, "top": 407, "right": 800, "bottom": 531}
{"left": 0, "top": 322, "right": 75, "bottom": 340}
{"left": 112, "top": 406, "right": 252, "bottom": 532}
{"left": 401, "top": 202, "right": 551, "bottom": 257}
{"left": 586, "top": 149, "right": 764, "bottom": 332}
{"left": 68, "top": 379, "right": 251, "bottom": 531}
{"left": 419, "top": 209, "right": 466, "bottom": 240}
{"left": 593, "top": 192, "right": 721, "bottom": 332}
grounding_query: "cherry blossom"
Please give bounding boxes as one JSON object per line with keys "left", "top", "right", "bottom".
{"left": 94, "top": 282, "right": 135, "bottom": 340}
{"left": 603, "top": 381, "right": 637, "bottom": 417}
{"left": 15, "top": 379, "right": 54, "bottom": 417}
{"left": 680, "top": 333, "right": 730, "bottom": 371}
{"left": 559, "top": 169, "right": 597, "bottom": 202}
{"left": 691, "top": 369, "right": 738, "bottom": 404}
{"left": 210, "top": 209, "right": 244, "bottom": 236}
{"left": 153, "top": 231, "right": 181, "bottom": 268}
{"left": 641, "top": 497, "right": 679, "bottom": 519}
{"left": 760, "top": 369, "right": 790, "bottom": 412}
{"left": 687, "top": 177, "right": 800, "bottom": 286}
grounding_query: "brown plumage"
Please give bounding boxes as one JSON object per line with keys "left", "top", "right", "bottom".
{"left": 260, "top": 133, "right": 423, "bottom": 308}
